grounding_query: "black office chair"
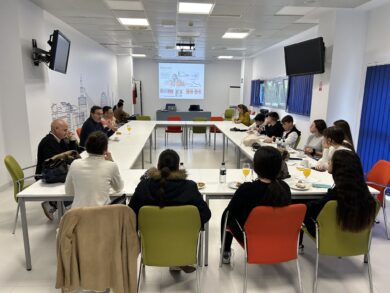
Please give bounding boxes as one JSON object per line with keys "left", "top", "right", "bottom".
{"left": 188, "top": 105, "right": 202, "bottom": 111}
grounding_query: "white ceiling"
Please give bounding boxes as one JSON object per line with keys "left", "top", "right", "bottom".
{"left": 30, "top": 0, "right": 372, "bottom": 61}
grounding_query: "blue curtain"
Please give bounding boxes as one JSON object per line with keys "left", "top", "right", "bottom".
{"left": 357, "top": 64, "right": 390, "bottom": 173}
{"left": 250, "top": 80, "right": 262, "bottom": 106}
{"left": 286, "top": 75, "right": 314, "bottom": 116}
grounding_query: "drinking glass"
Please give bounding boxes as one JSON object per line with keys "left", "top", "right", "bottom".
{"left": 127, "top": 124, "right": 132, "bottom": 133}
{"left": 242, "top": 163, "right": 251, "bottom": 182}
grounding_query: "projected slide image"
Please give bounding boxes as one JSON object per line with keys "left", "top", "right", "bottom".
{"left": 159, "top": 63, "right": 205, "bottom": 99}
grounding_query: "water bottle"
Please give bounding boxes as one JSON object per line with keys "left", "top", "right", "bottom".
{"left": 219, "top": 162, "right": 226, "bottom": 183}
{"left": 179, "top": 162, "right": 184, "bottom": 170}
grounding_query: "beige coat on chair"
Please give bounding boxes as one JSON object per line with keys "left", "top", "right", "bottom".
{"left": 56, "top": 205, "right": 140, "bottom": 293}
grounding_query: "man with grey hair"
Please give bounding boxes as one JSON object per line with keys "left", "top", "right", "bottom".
{"left": 36, "top": 119, "right": 80, "bottom": 220}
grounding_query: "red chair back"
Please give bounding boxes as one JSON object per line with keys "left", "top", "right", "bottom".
{"left": 210, "top": 116, "right": 224, "bottom": 133}
{"left": 76, "top": 128, "right": 81, "bottom": 137}
{"left": 244, "top": 204, "right": 306, "bottom": 264}
{"left": 367, "top": 160, "right": 390, "bottom": 204}
{"left": 166, "top": 116, "right": 182, "bottom": 133}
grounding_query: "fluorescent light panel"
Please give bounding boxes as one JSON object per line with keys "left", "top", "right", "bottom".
{"left": 132, "top": 54, "right": 146, "bottom": 57}
{"left": 218, "top": 56, "right": 233, "bottom": 59}
{"left": 222, "top": 32, "right": 249, "bottom": 39}
{"left": 118, "top": 18, "right": 149, "bottom": 26}
{"left": 178, "top": 2, "right": 214, "bottom": 14}
{"left": 276, "top": 6, "right": 314, "bottom": 16}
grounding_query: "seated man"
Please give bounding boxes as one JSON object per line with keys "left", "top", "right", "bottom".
{"left": 79, "top": 105, "right": 116, "bottom": 147}
{"left": 36, "top": 119, "right": 80, "bottom": 220}
{"left": 65, "top": 131, "right": 124, "bottom": 208}
{"left": 263, "top": 112, "right": 284, "bottom": 142}
{"left": 281, "top": 115, "right": 301, "bottom": 148}
{"left": 114, "top": 101, "right": 130, "bottom": 124}
{"left": 247, "top": 113, "right": 266, "bottom": 133}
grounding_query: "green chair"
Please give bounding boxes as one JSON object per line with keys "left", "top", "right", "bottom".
{"left": 294, "top": 136, "right": 301, "bottom": 149}
{"left": 4, "top": 155, "right": 36, "bottom": 234}
{"left": 191, "top": 117, "right": 208, "bottom": 145}
{"left": 137, "top": 115, "right": 151, "bottom": 121}
{"left": 224, "top": 108, "right": 234, "bottom": 121}
{"left": 137, "top": 205, "right": 202, "bottom": 293}
{"left": 303, "top": 200, "right": 380, "bottom": 293}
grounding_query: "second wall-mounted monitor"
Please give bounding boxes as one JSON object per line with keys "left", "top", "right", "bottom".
{"left": 159, "top": 63, "right": 205, "bottom": 99}
{"left": 284, "top": 37, "right": 325, "bottom": 76}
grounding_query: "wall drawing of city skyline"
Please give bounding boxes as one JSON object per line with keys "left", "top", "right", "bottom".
{"left": 51, "top": 76, "right": 115, "bottom": 131}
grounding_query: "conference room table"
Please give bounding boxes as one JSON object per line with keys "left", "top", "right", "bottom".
{"left": 16, "top": 120, "right": 380, "bottom": 270}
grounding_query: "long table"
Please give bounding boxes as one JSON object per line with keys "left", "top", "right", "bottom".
{"left": 17, "top": 120, "right": 380, "bottom": 270}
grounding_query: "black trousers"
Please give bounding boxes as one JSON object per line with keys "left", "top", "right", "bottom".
{"left": 49, "top": 201, "right": 72, "bottom": 209}
{"left": 220, "top": 209, "right": 244, "bottom": 252}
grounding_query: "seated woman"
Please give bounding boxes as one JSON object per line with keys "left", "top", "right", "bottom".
{"left": 65, "top": 131, "right": 124, "bottom": 208}
{"left": 315, "top": 126, "right": 353, "bottom": 171}
{"left": 303, "top": 150, "right": 377, "bottom": 239}
{"left": 129, "top": 149, "right": 211, "bottom": 225}
{"left": 101, "top": 106, "right": 118, "bottom": 130}
{"left": 333, "top": 119, "right": 355, "bottom": 151}
{"left": 304, "top": 119, "right": 327, "bottom": 157}
{"left": 220, "top": 146, "right": 291, "bottom": 264}
{"left": 233, "top": 104, "right": 251, "bottom": 126}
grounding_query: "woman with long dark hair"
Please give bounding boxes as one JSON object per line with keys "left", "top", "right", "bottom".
{"left": 304, "top": 119, "right": 327, "bottom": 157}
{"left": 315, "top": 126, "right": 352, "bottom": 170}
{"left": 233, "top": 104, "right": 251, "bottom": 126}
{"left": 304, "top": 150, "right": 377, "bottom": 237}
{"left": 333, "top": 119, "right": 355, "bottom": 151}
{"left": 129, "top": 149, "right": 211, "bottom": 225}
{"left": 220, "top": 146, "right": 291, "bottom": 264}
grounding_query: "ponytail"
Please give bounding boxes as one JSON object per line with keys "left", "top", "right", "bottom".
{"left": 157, "top": 166, "right": 171, "bottom": 207}
{"left": 266, "top": 179, "right": 290, "bottom": 204}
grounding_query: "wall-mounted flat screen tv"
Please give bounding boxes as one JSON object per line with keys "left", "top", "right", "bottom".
{"left": 49, "top": 30, "right": 71, "bottom": 74}
{"left": 284, "top": 37, "right": 325, "bottom": 76}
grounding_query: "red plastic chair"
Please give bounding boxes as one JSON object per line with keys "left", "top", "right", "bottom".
{"left": 366, "top": 160, "right": 390, "bottom": 239}
{"left": 76, "top": 128, "right": 81, "bottom": 137}
{"left": 209, "top": 116, "right": 224, "bottom": 150}
{"left": 165, "top": 116, "right": 183, "bottom": 146}
{"left": 220, "top": 204, "right": 306, "bottom": 293}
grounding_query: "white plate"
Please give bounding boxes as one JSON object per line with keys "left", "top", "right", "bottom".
{"left": 295, "top": 175, "right": 319, "bottom": 183}
{"left": 228, "top": 181, "right": 242, "bottom": 190}
{"left": 290, "top": 185, "right": 311, "bottom": 191}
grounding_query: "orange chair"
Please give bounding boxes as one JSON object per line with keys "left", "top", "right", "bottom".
{"left": 220, "top": 204, "right": 306, "bottom": 293}
{"left": 165, "top": 116, "right": 183, "bottom": 146}
{"left": 366, "top": 160, "right": 390, "bottom": 239}
{"left": 76, "top": 128, "right": 81, "bottom": 137}
{"left": 209, "top": 116, "right": 224, "bottom": 150}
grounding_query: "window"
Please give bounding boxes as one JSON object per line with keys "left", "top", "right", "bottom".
{"left": 250, "top": 77, "right": 288, "bottom": 109}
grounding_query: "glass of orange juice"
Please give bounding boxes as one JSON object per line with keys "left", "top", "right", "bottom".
{"left": 303, "top": 168, "right": 311, "bottom": 179}
{"left": 242, "top": 163, "right": 251, "bottom": 182}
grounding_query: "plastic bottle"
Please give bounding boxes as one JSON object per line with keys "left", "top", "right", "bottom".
{"left": 219, "top": 162, "right": 226, "bottom": 183}
{"left": 179, "top": 162, "right": 184, "bottom": 170}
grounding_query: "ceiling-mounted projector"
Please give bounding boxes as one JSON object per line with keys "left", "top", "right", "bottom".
{"left": 178, "top": 51, "right": 193, "bottom": 56}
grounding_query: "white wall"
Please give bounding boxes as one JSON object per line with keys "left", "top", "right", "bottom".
{"left": 133, "top": 60, "right": 241, "bottom": 118}
{"left": 0, "top": 0, "right": 118, "bottom": 188}
{"left": 117, "top": 55, "right": 133, "bottom": 114}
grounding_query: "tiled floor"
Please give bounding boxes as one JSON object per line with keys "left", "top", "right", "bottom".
{"left": 0, "top": 128, "right": 389, "bottom": 292}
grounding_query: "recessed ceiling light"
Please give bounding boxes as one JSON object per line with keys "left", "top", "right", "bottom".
{"left": 276, "top": 6, "right": 314, "bottom": 16}
{"left": 106, "top": 1, "right": 144, "bottom": 11}
{"left": 178, "top": 2, "right": 214, "bottom": 14}
{"left": 132, "top": 54, "right": 146, "bottom": 57}
{"left": 218, "top": 56, "right": 233, "bottom": 59}
{"left": 222, "top": 32, "right": 249, "bottom": 39}
{"left": 118, "top": 18, "right": 149, "bottom": 26}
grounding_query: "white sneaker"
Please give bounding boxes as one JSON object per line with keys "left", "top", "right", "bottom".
{"left": 41, "top": 202, "right": 56, "bottom": 221}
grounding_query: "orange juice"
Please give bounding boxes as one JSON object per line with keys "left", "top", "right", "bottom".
{"left": 303, "top": 168, "right": 311, "bottom": 178}
{"left": 242, "top": 168, "right": 250, "bottom": 177}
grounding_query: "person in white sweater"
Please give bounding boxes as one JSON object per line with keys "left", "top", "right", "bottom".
{"left": 304, "top": 119, "right": 327, "bottom": 157}
{"left": 65, "top": 131, "right": 124, "bottom": 208}
{"left": 315, "top": 126, "right": 353, "bottom": 170}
